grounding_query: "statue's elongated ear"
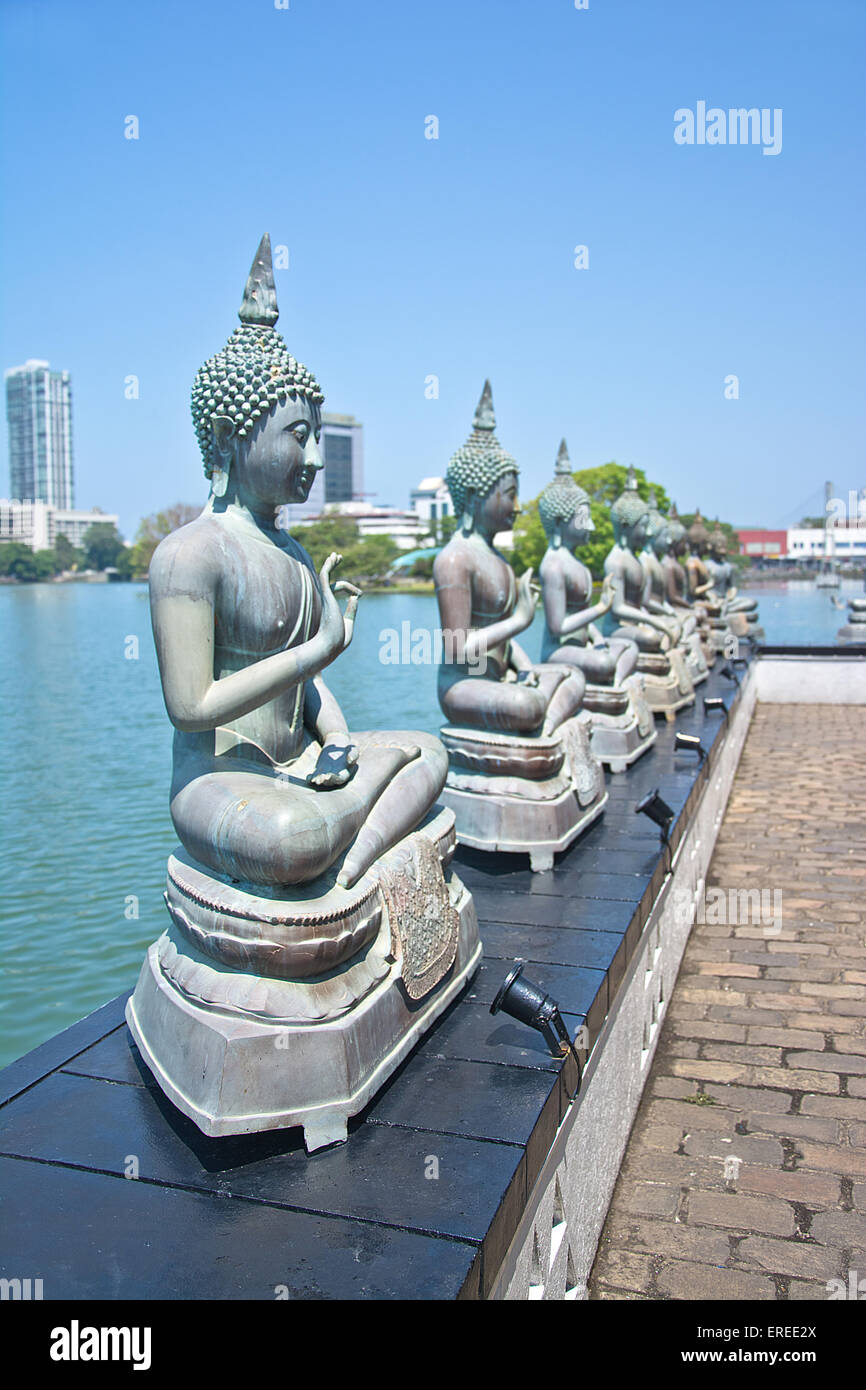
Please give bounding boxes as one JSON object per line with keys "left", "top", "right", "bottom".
{"left": 210, "top": 415, "right": 235, "bottom": 498}
{"left": 461, "top": 487, "right": 476, "bottom": 535}
{"left": 211, "top": 414, "right": 235, "bottom": 461}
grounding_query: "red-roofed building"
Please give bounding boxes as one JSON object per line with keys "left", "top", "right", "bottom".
{"left": 735, "top": 529, "right": 787, "bottom": 559}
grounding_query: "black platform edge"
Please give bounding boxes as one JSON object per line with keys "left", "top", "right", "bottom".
{"left": 0, "top": 993, "right": 131, "bottom": 1108}
{"left": 0, "top": 660, "right": 752, "bottom": 1302}
{"left": 757, "top": 643, "right": 866, "bottom": 657}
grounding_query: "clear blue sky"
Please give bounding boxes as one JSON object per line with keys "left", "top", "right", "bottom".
{"left": 2, "top": 0, "right": 863, "bottom": 538}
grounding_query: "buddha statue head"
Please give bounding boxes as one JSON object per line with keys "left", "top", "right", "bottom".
{"left": 709, "top": 521, "right": 729, "bottom": 560}
{"left": 446, "top": 381, "right": 519, "bottom": 537}
{"left": 644, "top": 489, "right": 670, "bottom": 557}
{"left": 610, "top": 466, "right": 650, "bottom": 549}
{"left": 190, "top": 234, "right": 326, "bottom": 511}
{"left": 687, "top": 509, "right": 711, "bottom": 557}
{"left": 538, "top": 439, "right": 593, "bottom": 549}
{"left": 666, "top": 504, "right": 688, "bottom": 558}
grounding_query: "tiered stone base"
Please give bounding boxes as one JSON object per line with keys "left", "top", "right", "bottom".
{"left": 838, "top": 600, "right": 866, "bottom": 643}
{"left": 126, "top": 806, "right": 481, "bottom": 1151}
{"left": 636, "top": 648, "right": 696, "bottom": 722}
{"left": 682, "top": 634, "right": 710, "bottom": 684}
{"left": 438, "top": 712, "right": 608, "bottom": 872}
{"left": 582, "top": 675, "right": 658, "bottom": 774}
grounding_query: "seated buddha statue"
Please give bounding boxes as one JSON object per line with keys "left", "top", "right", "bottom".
{"left": 150, "top": 253, "right": 447, "bottom": 893}
{"left": 661, "top": 506, "right": 693, "bottom": 609}
{"left": 684, "top": 510, "right": 722, "bottom": 613}
{"left": 432, "top": 384, "right": 606, "bottom": 870}
{"left": 433, "top": 384, "right": 586, "bottom": 739}
{"left": 661, "top": 506, "right": 718, "bottom": 663}
{"left": 692, "top": 508, "right": 760, "bottom": 651}
{"left": 127, "top": 235, "right": 481, "bottom": 1149}
{"left": 639, "top": 490, "right": 676, "bottom": 620}
{"left": 639, "top": 495, "right": 708, "bottom": 684}
{"left": 705, "top": 521, "right": 735, "bottom": 596}
{"left": 537, "top": 441, "right": 656, "bottom": 771}
{"left": 603, "top": 471, "right": 695, "bottom": 718}
{"left": 539, "top": 440, "right": 635, "bottom": 683}
{"left": 705, "top": 521, "right": 759, "bottom": 627}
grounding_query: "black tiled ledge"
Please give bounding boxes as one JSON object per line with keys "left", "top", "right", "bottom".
{"left": 0, "top": 663, "right": 746, "bottom": 1301}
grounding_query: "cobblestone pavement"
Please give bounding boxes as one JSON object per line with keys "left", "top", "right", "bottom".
{"left": 589, "top": 704, "right": 866, "bottom": 1300}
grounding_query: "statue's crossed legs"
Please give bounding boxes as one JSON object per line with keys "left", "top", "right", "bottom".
{"left": 170, "top": 730, "right": 448, "bottom": 890}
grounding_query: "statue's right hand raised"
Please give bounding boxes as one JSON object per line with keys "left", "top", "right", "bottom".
{"left": 317, "top": 553, "right": 362, "bottom": 659}
{"left": 514, "top": 568, "right": 539, "bottom": 625}
{"left": 599, "top": 574, "right": 615, "bottom": 611}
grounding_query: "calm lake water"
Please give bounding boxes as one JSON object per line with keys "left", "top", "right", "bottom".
{"left": 0, "top": 577, "right": 859, "bottom": 1067}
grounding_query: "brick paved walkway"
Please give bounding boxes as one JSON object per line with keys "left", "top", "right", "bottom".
{"left": 589, "top": 704, "right": 866, "bottom": 1300}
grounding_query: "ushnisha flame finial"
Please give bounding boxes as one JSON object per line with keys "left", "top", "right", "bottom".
{"left": 626, "top": 465, "right": 638, "bottom": 490}
{"left": 238, "top": 233, "right": 280, "bottom": 328}
{"left": 473, "top": 379, "right": 496, "bottom": 432}
{"left": 555, "top": 438, "right": 572, "bottom": 477}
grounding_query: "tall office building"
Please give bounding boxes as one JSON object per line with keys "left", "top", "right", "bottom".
{"left": 281, "top": 412, "right": 364, "bottom": 526}
{"left": 5, "top": 360, "right": 74, "bottom": 509}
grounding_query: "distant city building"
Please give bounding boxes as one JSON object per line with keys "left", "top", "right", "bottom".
{"left": 281, "top": 412, "right": 364, "bottom": 527}
{"left": 787, "top": 524, "right": 866, "bottom": 563}
{"left": 734, "top": 528, "right": 787, "bottom": 559}
{"left": 0, "top": 499, "right": 118, "bottom": 553}
{"left": 5, "top": 360, "right": 74, "bottom": 509}
{"left": 734, "top": 523, "right": 866, "bottom": 566}
{"left": 410, "top": 476, "right": 453, "bottom": 527}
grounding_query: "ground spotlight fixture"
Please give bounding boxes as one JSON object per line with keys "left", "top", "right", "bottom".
{"left": 635, "top": 787, "right": 675, "bottom": 843}
{"left": 490, "top": 961, "right": 574, "bottom": 1062}
{"left": 720, "top": 663, "right": 740, "bottom": 685}
{"left": 703, "top": 696, "right": 728, "bottom": 722}
{"left": 676, "top": 731, "right": 706, "bottom": 762}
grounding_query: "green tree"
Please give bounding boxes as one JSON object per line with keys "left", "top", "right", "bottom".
{"left": 129, "top": 503, "right": 200, "bottom": 578}
{"left": 510, "top": 503, "right": 547, "bottom": 576}
{"left": 347, "top": 535, "right": 400, "bottom": 584}
{"left": 0, "top": 542, "right": 35, "bottom": 577}
{"left": 294, "top": 516, "right": 363, "bottom": 571}
{"left": 113, "top": 547, "right": 137, "bottom": 580}
{"left": 82, "top": 521, "right": 125, "bottom": 571}
{"left": 0, "top": 543, "right": 57, "bottom": 581}
{"left": 512, "top": 462, "right": 671, "bottom": 580}
{"left": 409, "top": 555, "right": 435, "bottom": 579}
{"left": 292, "top": 518, "right": 400, "bottom": 585}
{"left": 32, "top": 549, "right": 60, "bottom": 579}
{"left": 53, "top": 532, "right": 82, "bottom": 572}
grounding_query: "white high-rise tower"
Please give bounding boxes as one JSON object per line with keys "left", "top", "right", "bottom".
{"left": 4, "top": 359, "right": 74, "bottom": 509}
